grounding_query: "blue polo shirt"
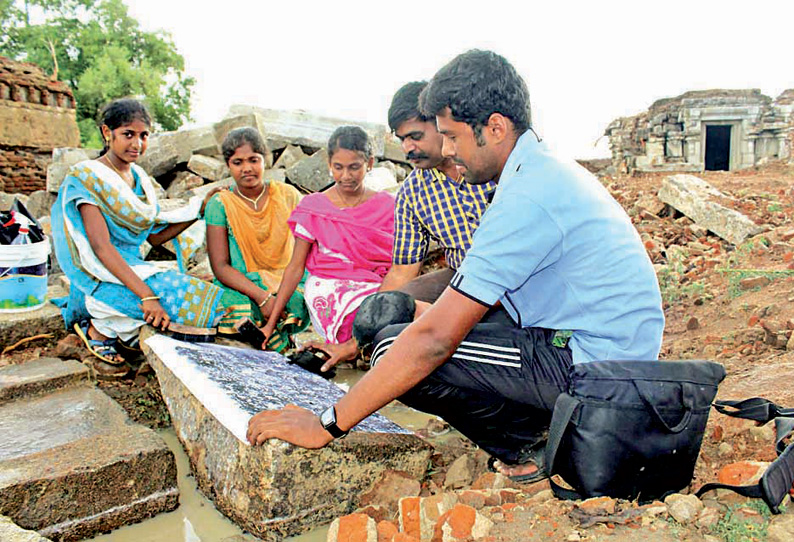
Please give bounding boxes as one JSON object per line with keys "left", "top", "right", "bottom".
{"left": 450, "top": 131, "right": 664, "bottom": 363}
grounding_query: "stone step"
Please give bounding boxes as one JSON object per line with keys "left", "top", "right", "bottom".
{"left": 0, "top": 357, "right": 89, "bottom": 405}
{"left": 142, "top": 332, "right": 433, "bottom": 542}
{"left": 0, "top": 284, "right": 68, "bottom": 351}
{"left": 0, "top": 514, "right": 52, "bottom": 542}
{"left": 0, "top": 385, "right": 178, "bottom": 541}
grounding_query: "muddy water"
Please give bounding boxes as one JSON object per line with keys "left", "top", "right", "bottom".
{"left": 88, "top": 367, "right": 440, "bottom": 542}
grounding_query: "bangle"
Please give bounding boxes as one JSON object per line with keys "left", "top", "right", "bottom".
{"left": 141, "top": 296, "right": 160, "bottom": 302}
{"left": 258, "top": 293, "right": 272, "bottom": 307}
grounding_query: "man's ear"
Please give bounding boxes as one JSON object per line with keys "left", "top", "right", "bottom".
{"left": 486, "top": 113, "right": 510, "bottom": 144}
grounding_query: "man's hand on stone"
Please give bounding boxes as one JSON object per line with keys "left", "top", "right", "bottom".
{"left": 246, "top": 404, "right": 333, "bottom": 449}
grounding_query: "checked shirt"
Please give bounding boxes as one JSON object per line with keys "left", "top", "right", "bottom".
{"left": 392, "top": 167, "right": 496, "bottom": 270}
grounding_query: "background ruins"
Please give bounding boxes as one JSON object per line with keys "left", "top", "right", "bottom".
{"left": 605, "top": 89, "right": 794, "bottom": 174}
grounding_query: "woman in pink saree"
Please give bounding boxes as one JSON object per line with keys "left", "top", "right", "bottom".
{"left": 262, "top": 126, "right": 395, "bottom": 361}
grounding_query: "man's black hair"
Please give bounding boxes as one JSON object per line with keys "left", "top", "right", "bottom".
{"left": 387, "top": 81, "right": 434, "bottom": 132}
{"left": 420, "top": 49, "right": 531, "bottom": 141}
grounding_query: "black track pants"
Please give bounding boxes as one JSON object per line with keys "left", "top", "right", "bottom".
{"left": 370, "top": 321, "right": 572, "bottom": 463}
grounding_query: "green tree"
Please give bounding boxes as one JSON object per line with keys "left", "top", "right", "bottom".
{"left": 1, "top": 0, "right": 194, "bottom": 147}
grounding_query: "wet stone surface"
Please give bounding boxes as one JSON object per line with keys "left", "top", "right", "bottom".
{"left": 0, "top": 357, "right": 88, "bottom": 405}
{"left": 0, "top": 360, "right": 178, "bottom": 541}
{"left": 143, "top": 334, "right": 433, "bottom": 542}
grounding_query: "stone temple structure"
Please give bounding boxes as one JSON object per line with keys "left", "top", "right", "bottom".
{"left": 605, "top": 89, "right": 794, "bottom": 173}
{"left": 0, "top": 56, "right": 80, "bottom": 194}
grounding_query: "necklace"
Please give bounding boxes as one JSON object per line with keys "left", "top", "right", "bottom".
{"left": 234, "top": 184, "right": 267, "bottom": 210}
{"left": 335, "top": 186, "right": 366, "bottom": 208}
{"left": 104, "top": 155, "right": 133, "bottom": 186}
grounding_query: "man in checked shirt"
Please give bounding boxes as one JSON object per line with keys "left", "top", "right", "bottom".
{"left": 378, "top": 81, "right": 497, "bottom": 301}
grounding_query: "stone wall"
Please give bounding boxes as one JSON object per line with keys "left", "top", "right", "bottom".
{"left": 605, "top": 89, "right": 794, "bottom": 173}
{"left": 0, "top": 57, "right": 80, "bottom": 194}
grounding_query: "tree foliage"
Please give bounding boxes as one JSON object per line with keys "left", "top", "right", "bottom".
{"left": 1, "top": 0, "right": 194, "bottom": 146}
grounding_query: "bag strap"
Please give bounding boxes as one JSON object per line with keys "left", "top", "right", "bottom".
{"left": 545, "top": 393, "right": 584, "bottom": 500}
{"left": 713, "top": 398, "right": 794, "bottom": 423}
{"left": 696, "top": 398, "right": 794, "bottom": 514}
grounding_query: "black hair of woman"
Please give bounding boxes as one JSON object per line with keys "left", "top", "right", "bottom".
{"left": 327, "top": 125, "right": 373, "bottom": 160}
{"left": 222, "top": 127, "right": 271, "bottom": 165}
{"left": 98, "top": 98, "right": 152, "bottom": 156}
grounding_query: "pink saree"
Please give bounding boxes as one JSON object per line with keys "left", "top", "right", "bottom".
{"left": 289, "top": 191, "right": 395, "bottom": 343}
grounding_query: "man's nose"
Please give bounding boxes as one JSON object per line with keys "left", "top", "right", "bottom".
{"left": 401, "top": 139, "right": 416, "bottom": 154}
{"left": 441, "top": 136, "right": 455, "bottom": 158}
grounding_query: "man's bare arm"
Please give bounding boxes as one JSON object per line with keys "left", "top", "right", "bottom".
{"left": 247, "top": 287, "right": 489, "bottom": 447}
{"left": 378, "top": 263, "right": 422, "bottom": 292}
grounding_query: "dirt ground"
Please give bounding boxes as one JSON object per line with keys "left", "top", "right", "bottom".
{"left": 2, "top": 161, "right": 793, "bottom": 541}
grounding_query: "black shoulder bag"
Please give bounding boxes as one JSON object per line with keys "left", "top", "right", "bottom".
{"left": 545, "top": 359, "right": 726, "bottom": 503}
{"left": 695, "top": 398, "right": 794, "bottom": 514}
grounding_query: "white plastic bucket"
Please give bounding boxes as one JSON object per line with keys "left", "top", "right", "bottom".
{"left": 0, "top": 237, "right": 51, "bottom": 313}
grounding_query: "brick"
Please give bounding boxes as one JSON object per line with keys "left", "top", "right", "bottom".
{"left": 392, "top": 533, "right": 420, "bottom": 542}
{"left": 458, "top": 490, "right": 487, "bottom": 509}
{"left": 398, "top": 497, "right": 421, "bottom": 539}
{"left": 327, "top": 513, "right": 377, "bottom": 542}
{"left": 419, "top": 493, "right": 458, "bottom": 540}
{"left": 435, "top": 504, "right": 493, "bottom": 542}
{"left": 376, "top": 520, "right": 398, "bottom": 542}
{"left": 717, "top": 461, "right": 769, "bottom": 486}
{"left": 356, "top": 504, "right": 390, "bottom": 523}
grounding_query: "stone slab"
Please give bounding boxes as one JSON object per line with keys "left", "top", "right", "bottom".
{"left": 286, "top": 149, "right": 330, "bottom": 193}
{"left": 0, "top": 357, "right": 88, "bottom": 405}
{"left": 45, "top": 148, "right": 100, "bottom": 194}
{"left": 0, "top": 386, "right": 178, "bottom": 541}
{"left": 142, "top": 334, "right": 433, "bottom": 541}
{"left": 658, "top": 175, "right": 765, "bottom": 245}
{"left": 0, "top": 285, "right": 68, "bottom": 350}
{"left": 226, "top": 105, "right": 396, "bottom": 159}
{"left": 188, "top": 154, "right": 228, "bottom": 182}
{"left": 0, "top": 514, "right": 52, "bottom": 542}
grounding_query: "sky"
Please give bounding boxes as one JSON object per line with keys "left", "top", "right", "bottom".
{"left": 126, "top": 0, "right": 794, "bottom": 160}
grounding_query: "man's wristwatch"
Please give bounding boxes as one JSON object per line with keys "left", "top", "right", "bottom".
{"left": 319, "top": 405, "right": 348, "bottom": 439}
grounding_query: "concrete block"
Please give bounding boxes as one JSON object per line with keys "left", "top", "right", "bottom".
{"left": 165, "top": 172, "right": 204, "bottom": 199}
{"left": 286, "top": 149, "right": 330, "bottom": 192}
{"left": 0, "top": 192, "right": 28, "bottom": 210}
{"left": 0, "top": 284, "right": 68, "bottom": 350}
{"left": 273, "top": 145, "right": 306, "bottom": 170}
{"left": 263, "top": 169, "right": 286, "bottom": 184}
{"left": 0, "top": 386, "right": 178, "bottom": 540}
{"left": 153, "top": 126, "right": 220, "bottom": 164}
{"left": 188, "top": 154, "right": 229, "bottom": 182}
{"left": 46, "top": 148, "right": 98, "bottom": 193}
{"left": 213, "top": 113, "right": 276, "bottom": 165}
{"left": 0, "top": 357, "right": 89, "bottom": 405}
{"left": 364, "top": 167, "right": 398, "bottom": 193}
{"left": 184, "top": 178, "right": 234, "bottom": 200}
{"left": 23, "top": 190, "right": 57, "bottom": 220}
{"left": 136, "top": 139, "right": 180, "bottom": 179}
{"left": 658, "top": 175, "right": 765, "bottom": 245}
{"left": 226, "top": 105, "right": 396, "bottom": 160}
{"left": 141, "top": 334, "right": 432, "bottom": 541}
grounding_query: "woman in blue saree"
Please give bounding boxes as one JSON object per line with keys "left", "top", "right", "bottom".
{"left": 51, "top": 99, "right": 225, "bottom": 367}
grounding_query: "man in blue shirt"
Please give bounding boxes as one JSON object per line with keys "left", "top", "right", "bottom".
{"left": 247, "top": 50, "right": 664, "bottom": 483}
